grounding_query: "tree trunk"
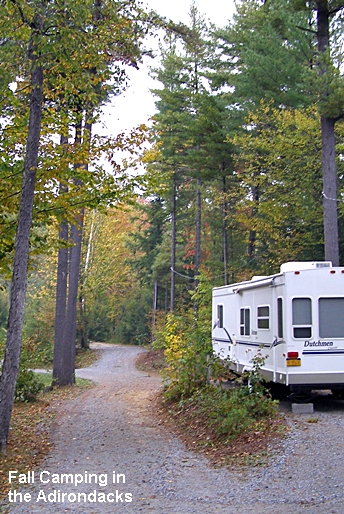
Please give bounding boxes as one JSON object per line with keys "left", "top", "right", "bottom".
{"left": 248, "top": 229, "right": 256, "bottom": 260}
{"left": 78, "top": 120, "right": 92, "bottom": 350}
{"left": 317, "top": 1, "right": 340, "bottom": 265}
{"left": 321, "top": 116, "right": 339, "bottom": 265}
{"left": 152, "top": 280, "right": 158, "bottom": 341}
{"left": 170, "top": 175, "right": 177, "bottom": 312}
{"left": 195, "top": 177, "right": 202, "bottom": 288}
{"left": 63, "top": 211, "right": 84, "bottom": 384}
{"left": 222, "top": 175, "right": 229, "bottom": 285}
{"left": 60, "top": 119, "right": 85, "bottom": 385}
{"left": 0, "top": 50, "right": 43, "bottom": 452}
{"left": 52, "top": 134, "right": 70, "bottom": 386}
{"left": 52, "top": 210, "right": 69, "bottom": 386}
{"left": 79, "top": 209, "right": 96, "bottom": 350}
{"left": 248, "top": 183, "right": 259, "bottom": 261}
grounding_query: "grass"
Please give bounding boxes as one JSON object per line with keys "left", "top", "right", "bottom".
{"left": 37, "top": 372, "right": 92, "bottom": 389}
{"left": 34, "top": 346, "right": 98, "bottom": 373}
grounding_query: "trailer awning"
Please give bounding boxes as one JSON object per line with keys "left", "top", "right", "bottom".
{"left": 233, "top": 276, "right": 278, "bottom": 294}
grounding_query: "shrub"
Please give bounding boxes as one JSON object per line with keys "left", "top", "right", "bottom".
{"left": 153, "top": 272, "right": 278, "bottom": 441}
{"left": 14, "top": 369, "right": 44, "bottom": 402}
{"left": 176, "top": 383, "right": 278, "bottom": 441}
{"left": 152, "top": 273, "right": 214, "bottom": 400}
{"left": 0, "top": 331, "right": 45, "bottom": 403}
{"left": 153, "top": 311, "right": 212, "bottom": 400}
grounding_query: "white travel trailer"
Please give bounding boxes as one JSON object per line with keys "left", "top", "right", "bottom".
{"left": 212, "top": 262, "right": 344, "bottom": 395}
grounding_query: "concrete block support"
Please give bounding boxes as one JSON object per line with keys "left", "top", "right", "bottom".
{"left": 292, "top": 403, "right": 314, "bottom": 414}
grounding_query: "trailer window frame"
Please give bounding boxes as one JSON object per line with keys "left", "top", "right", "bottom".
{"left": 240, "top": 307, "right": 250, "bottom": 336}
{"left": 277, "top": 297, "right": 283, "bottom": 339}
{"left": 257, "top": 305, "right": 270, "bottom": 329}
{"left": 217, "top": 304, "right": 224, "bottom": 329}
{"left": 292, "top": 297, "right": 312, "bottom": 339}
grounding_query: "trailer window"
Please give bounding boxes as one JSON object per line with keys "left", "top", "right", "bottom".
{"left": 292, "top": 298, "right": 312, "bottom": 338}
{"left": 277, "top": 298, "right": 283, "bottom": 338}
{"left": 217, "top": 305, "right": 224, "bottom": 328}
{"left": 257, "top": 306, "right": 270, "bottom": 329}
{"left": 319, "top": 298, "right": 344, "bottom": 338}
{"left": 240, "top": 308, "right": 250, "bottom": 336}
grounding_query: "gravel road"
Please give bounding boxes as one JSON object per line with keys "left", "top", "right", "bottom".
{"left": 4, "top": 343, "right": 344, "bottom": 513}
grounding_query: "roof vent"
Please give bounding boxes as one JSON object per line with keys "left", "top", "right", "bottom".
{"left": 280, "top": 261, "right": 332, "bottom": 273}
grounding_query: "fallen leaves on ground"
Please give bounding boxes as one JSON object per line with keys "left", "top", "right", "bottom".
{"left": 156, "top": 395, "right": 289, "bottom": 469}
{"left": 0, "top": 354, "right": 96, "bottom": 503}
{"left": 136, "top": 348, "right": 289, "bottom": 468}
{"left": 135, "top": 349, "right": 165, "bottom": 374}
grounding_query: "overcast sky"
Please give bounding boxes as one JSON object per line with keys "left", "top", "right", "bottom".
{"left": 143, "top": 0, "right": 235, "bottom": 26}
{"left": 97, "top": 0, "right": 236, "bottom": 138}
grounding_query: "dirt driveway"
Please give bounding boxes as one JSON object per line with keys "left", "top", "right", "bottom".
{"left": 4, "top": 343, "right": 344, "bottom": 513}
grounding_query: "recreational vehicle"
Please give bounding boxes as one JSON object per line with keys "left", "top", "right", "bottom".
{"left": 212, "top": 262, "right": 344, "bottom": 395}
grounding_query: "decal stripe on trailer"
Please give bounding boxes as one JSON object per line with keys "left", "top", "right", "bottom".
{"left": 213, "top": 338, "right": 272, "bottom": 349}
{"left": 303, "top": 350, "right": 344, "bottom": 355}
{"left": 213, "top": 338, "right": 231, "bottom": 343}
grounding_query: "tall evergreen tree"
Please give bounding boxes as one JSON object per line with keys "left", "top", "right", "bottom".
{"left": 146, "top": 4, "right": 238, "bottom": 304}
{"left": 217, "top": 0, "right": 344, "bottom": 265}
{"left": 312, "top": 0, "right": 344, "bottom": 265}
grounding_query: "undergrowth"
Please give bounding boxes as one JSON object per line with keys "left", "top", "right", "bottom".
{"left": 0, "top": 335, "right": 97, "bottom": 403}
{"left": 172, "top": 382, "right": 278, "bottom": 442}
{"left": 152, "top": 271, "right": 280, "bottom": 450}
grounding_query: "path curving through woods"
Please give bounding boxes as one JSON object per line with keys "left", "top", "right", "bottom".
{"left": 4, "top": 343, "right": 344, "bottom": 513}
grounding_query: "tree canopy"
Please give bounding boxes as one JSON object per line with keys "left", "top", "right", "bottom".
{"left": 1, "top": 0, "right": 344, "bottom": 452}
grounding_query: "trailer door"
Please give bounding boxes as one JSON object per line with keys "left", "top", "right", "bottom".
{"left": 273, "top": 296, "right": 287, "bottom": 383}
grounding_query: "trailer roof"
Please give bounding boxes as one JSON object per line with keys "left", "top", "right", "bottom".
{"left": 213, "top": 261, "right": 337, "bottom": 292}
{"left": 280, "top": 261, "right": 332, "bottom": 272}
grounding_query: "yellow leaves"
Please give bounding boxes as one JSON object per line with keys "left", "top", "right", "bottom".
{"left": 155, "top": 313, "right": 189, "bottom": 368}
{"left": 82, "top": 205, "right": 141, "bottom": 319}
{"left": 142, "top": 144, "right": 162, "bottom": 164}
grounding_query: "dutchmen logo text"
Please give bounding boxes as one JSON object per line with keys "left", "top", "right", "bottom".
{"left": 304, "top": 340, "right": 333, "bottom": 347}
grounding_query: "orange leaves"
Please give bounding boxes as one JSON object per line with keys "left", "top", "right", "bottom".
{"left": 0, "top": 401, "right": 52, "bottom": 500}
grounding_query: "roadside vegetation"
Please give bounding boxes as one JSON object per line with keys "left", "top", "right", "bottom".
{"left": 138, "top": 344, "right": 286, "bottom": 467}
{"left": 146, "top": 274, "right": 284, "bottom": 467}
{"left": 0, "top": 332, "right": 97, "bottom": 403}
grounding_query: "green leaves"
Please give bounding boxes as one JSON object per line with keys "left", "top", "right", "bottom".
{"left": 231, "top": 102, "right": 328, "bottom": 270}
{"left": 217, "top": 0, "right": 315, "bottom": 112}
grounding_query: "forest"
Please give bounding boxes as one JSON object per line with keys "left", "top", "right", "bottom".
{"left": 0, "top": 0, "right": 344, "bottom": 452}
